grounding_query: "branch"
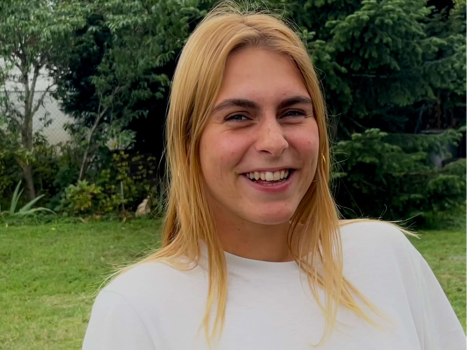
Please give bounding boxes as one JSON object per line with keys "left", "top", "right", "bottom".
{"left": 78, "top": 86, "right": 122, "bottom": 181}
{"left": 31, "top": 83, "right": 56, "bottom": 116}
{"left": 13, "top": 61, "right": 22, "bottom": 72}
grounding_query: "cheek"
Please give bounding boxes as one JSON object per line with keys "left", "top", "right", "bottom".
{"left": 291, "top": 127, "right": 320, "bottom": 160}
{"left": 200, "top": 128, "right": 250, "bottom": 177}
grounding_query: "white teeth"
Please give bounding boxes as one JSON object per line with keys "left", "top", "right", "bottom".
{"left": 246, "top": 169, "right": 291, "bottom": 181}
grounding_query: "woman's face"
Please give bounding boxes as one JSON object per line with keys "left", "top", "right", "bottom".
{"left": 199, "top": 47, "right": 319, "bottom": 226}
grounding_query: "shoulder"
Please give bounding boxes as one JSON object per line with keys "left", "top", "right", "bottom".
{"left": 85, "top": 259, "right": 209, "bottom": 340}
{"left": 101, "top": 260, "right": 208, "bottom": 302}
{"left": 339, "top": 219, "right": 414, "bottom": 245}
{"left": 104, "top": 261, "right": 180, "bottom": 293}
{"left": 83, "top": 263, "right": 181, "bottom": 350}
{"left": 338, "top": 220, "right": 424, "bottom": 292}
{"left": 339, "top": 219, "right": 421, "bottom": 263}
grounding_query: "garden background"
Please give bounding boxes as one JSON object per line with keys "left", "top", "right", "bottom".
{"left": 0, "top": 0, "right": 465, "bottom": 349}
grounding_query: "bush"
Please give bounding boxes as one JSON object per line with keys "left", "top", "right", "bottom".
{"left": 0, "top": 133, "right": 62, "bottom": 208}
{"left": 332, "top": 128, "right": 465, "bottom": 227}
{"left": 57, "top": 151, "right": 160, "bottom": 216}
{"left": 0, "top": 181, "right": 54, "bottom": 225}
{"left": 0, "top": 145, "right": 19, "bottom": 208}
{"left": 31, "top": 135, "right": 61, "bottom": 202}
{"left": 58, "top": 180, "right": 104, "bottom": 215}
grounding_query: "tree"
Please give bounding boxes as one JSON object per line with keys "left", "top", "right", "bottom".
{"left": 266, "top": 0, "right": 465, "bottom": 136}
{"left": 51, "top": 0, "right": 204, "bottom": 181}
{"left": 0, "top": 0, "right": 85, "bottom": 199}
{"left": 332, "top": 128, "right": 465, "bottom": 222}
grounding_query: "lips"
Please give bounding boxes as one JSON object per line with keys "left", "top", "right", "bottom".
{"left": 241, "top": 169, "right": 296, "bottom": 192}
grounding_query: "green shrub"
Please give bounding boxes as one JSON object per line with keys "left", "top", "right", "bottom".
{"left": 332, "top": 128, "right": 465, "bottom": 227}
{"left": 59, "top": 180, "right": 104, "bottom": 215}
{"left": 57, "top": 151, "right": 160, "bottom": 216}
{"left": 0, "top": 133, "right": 62, "bottom": 208}
{"left": 0, "top": 181, "right": 54, "bottom": 218}
{"left": 0, "top": 137, "right": 22, "bottom": 208}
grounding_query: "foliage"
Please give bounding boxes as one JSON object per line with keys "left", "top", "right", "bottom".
{"left": 0, "top": 0, "right": 87, "bottom": 199}
{"left": 0, "top": 181, "right": 54, "bottom": 217}
{"left": 0, "top": 0, "right": 464, "bottom": 223}
{"left": 50, "top": 141, "right": 84, "bottom": 200}
{"left": 58, "top": 151, "right": 159, "bottom": 216}
{"left": 50, "top": 0, "right": 204, "bottom": 180}
{"left": 271, "top": 0, "right": 466, "bottom": 137}
{"left": 0, "top": 132, "right": 67, "bottom": 210}
{"left": 59, "top": 180, "right": 103, "bottom": 215}
{"left": 332, "top": 128, "right": 465, "bottom": 224}
{"left": 29, "top": 135, "right": 61, "bottom": 199}
{"left": 0, "top": 141, "right": 20, "bottom": 207}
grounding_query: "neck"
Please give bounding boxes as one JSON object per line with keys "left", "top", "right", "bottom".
{"left": 211, "top": 208, "right": 294, "bottom": 263}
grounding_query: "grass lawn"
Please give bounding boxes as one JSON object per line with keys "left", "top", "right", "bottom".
{"left": 0, "top": 220, "right": 465, "bottom": 349}
{"left": 0, "top": 220, "right": 161, "bottom": 350}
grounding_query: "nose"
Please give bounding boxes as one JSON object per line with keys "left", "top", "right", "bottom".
{"left": 255, "top": 116, "right": 288, "bottom": 157}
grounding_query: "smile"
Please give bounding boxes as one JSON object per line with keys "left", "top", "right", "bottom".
{"left": 245, "top": 169, "right": 293, "bottom": 181}
{"left": 242, "top": 169, "right": 295, "bottom": 189}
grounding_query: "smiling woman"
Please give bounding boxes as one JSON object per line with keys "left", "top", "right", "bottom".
{"left": 82, "top": 2, "right": 465, "bottom": 350}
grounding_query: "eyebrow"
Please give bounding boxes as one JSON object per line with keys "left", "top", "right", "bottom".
{"left": 212, "top": 96, "right": 313, "bottom": 113}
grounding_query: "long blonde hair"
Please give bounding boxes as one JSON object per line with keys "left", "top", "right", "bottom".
{"left": 121, "top": 2, "right": 411, "bottom": 347}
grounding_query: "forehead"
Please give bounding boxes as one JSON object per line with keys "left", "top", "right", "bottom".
{"left": 215, "top": 47, "right": 310, "bottom": 104}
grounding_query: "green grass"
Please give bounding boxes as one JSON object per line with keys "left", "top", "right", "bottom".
{"left": 0, "top": 220, "right": 465, "bottom": 349}
{"left": 0, "top": 220, "right": 161, "bottom": 350}
{"left": 408, "top": 229, "right": 466, "bottom": 330}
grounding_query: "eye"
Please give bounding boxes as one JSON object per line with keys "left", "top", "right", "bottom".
{"left": 281, "top": 110, "right": 306, "bottom": 118}
{"left": 225, "top": 114, "right": 249, "bottom": 122}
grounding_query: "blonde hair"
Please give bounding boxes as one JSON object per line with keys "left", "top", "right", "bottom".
{"left": 119, "top": 2, "right": 413, "bottom": 347}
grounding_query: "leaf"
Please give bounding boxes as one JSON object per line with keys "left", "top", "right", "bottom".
{"left": 9, "top": 181, "right": 23, "bottom": 214}
{"left": 18, "top": 194, "right": 46, "bottom": 214}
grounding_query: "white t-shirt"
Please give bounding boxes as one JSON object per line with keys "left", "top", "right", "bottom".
{"left": 82, "top": 222, "right": 465, "bottom": 349}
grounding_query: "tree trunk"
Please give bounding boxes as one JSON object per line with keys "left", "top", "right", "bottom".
{"left": 78, "top": 147, "right": 91, "bottom": 182}
{"left": 22, "top": 163, "right": 36, "bottom": 200}
{"left": 20, "top": 98, "right": 36, "bottom": 199}
{"left": 20, "top": 120, "right": 36, "bottom": 200}
{"left": 15, "top": 59, "right": 40, "bottom": 200}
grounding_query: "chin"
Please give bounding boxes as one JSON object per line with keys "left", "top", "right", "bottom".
{"left": 246, "top": 207, "right": 295, "bottom": 225}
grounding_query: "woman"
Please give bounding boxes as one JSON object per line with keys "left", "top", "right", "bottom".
{"left": 83, "top": 3, "right": 465, "bottom": 349}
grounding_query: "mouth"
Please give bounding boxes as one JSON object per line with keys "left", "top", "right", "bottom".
{"left": 242, "top": 169, "right": 295, "bottom": 186}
